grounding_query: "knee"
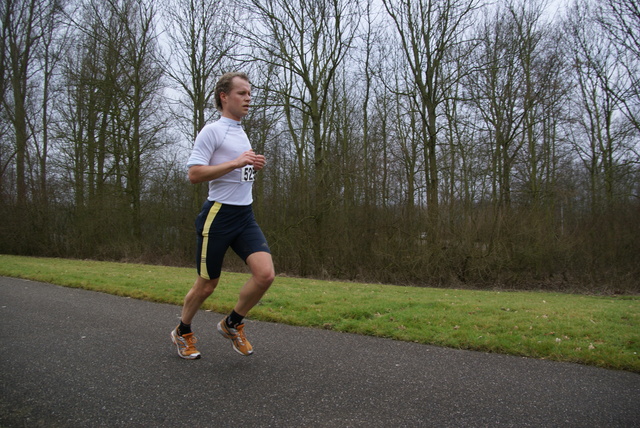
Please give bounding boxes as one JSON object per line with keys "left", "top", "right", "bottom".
{"left": 195, "top": 277, "right": 218, "bottom": 297}
{"left": 254, "top": 268, "right": 275, "bottom": 290}
{"left": 247, "top": 252, "right": 275, "bottom": 290}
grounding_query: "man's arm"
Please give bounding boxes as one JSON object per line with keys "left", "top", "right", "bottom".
{"left": 188, "top": 150, "right": 259, "bottom": 184}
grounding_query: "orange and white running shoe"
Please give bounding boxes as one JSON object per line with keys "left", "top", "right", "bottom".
{"left": 217, "top": 318, "right": 253, "bottom": 356}
{"left": 171, "top": 327, "right": 201, "bottom": 359}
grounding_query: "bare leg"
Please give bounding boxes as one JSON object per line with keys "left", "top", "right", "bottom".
{"left": 181, "top": 276, "right": 219, "bottom": 324}
{"left": 234, "top": 251, "right": 275, "bottom": 316}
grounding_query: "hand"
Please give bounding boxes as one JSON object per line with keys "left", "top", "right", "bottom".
{"left": 236, "top": 150, "right": 257, "bottom": 168}
{"left": 253, "top": 154, "right": 266, "bottom": 171}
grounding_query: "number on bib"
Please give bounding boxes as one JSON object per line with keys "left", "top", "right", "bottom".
{"left": 242, "top": 165, "right": 255, "bottom": 182}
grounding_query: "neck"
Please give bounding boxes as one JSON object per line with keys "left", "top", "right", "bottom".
{"left": 222, "top": 112, "right": 243, "bottom": 122}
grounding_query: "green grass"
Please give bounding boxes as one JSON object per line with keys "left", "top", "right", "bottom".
{"left": 1, "top": 254, "right": 638, "bottom": 372}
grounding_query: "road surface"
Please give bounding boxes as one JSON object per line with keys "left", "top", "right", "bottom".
{"left": 1, "top": 276, "right": 638, "bottom": 427}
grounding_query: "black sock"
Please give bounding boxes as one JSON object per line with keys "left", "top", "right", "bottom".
{"left": 226, "top": 310, "right": 244, "bottom": 328}
{"left": 178, "top": 321, "right": 192, "bottom": 336}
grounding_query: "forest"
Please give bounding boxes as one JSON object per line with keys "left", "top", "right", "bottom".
{"left": 1, "top": 0, "right": 638, "bottom": 293}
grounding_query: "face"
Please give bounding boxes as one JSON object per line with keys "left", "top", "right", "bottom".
{"left": 221, "top": 77, "right": 251, "bottom": 121}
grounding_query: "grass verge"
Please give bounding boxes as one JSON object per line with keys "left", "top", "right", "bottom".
{"left": 1, "top": 254, "right": 638, "bottom": 372}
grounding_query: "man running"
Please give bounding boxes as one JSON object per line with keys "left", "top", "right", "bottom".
{"left": 171, "top": 72, "right": 275, "bottom": 359}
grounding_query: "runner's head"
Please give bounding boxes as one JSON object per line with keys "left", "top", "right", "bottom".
{"left": 215, "top": 72, "right": 250, "bottom": 112}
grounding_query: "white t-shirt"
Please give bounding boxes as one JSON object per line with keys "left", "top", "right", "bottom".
{"left": 187, "top": 117, "right": 255, "bottom": 206}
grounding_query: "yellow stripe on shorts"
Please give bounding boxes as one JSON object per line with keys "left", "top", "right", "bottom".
{"left": 200, "top": 202, "right": 222, "bottom": 280}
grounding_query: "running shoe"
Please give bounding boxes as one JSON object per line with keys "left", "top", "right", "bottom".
{"left": 217, "top": 318, "right": 253, "bottom": 356}
{"left": 171, "top": 327, "right": 201, "bottom": 359}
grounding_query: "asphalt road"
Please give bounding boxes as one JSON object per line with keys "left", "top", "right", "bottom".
{"left": 1, "top": 276, "right": 638, "bottom": 427}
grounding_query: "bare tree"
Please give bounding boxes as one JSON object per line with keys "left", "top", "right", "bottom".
{"left": 566, "top": 0, "right": 637, "bottom": 209}
{"left": 518, "top": 21, "right": 570, "bottom": 209}
{"left": 357, "top": 0, "right": 384, "bottom": 209}
{"left": 239, "top": 0, "right": 362, "bottom": 264}
{"left": 55, "top": 0, "right": 167, "bottom": 247}
{"left": 1, "top": 0, "right": 15, "bottom": 201}
{"left": 116, "top": 0, "right": 167, "bottom": 238}
{"left": 35, "top": 0, "right": 71, "bottom": 205}
{"left": 381, "top": 0, "right": 480, "bottom": 227}
{"left": 2, "top": 0, "right": 44, "bottom": 205}
{"left": 58, "top": 0, "right": 127, "bottom": 209}
{"left": 596, "top": 0, "right": 640, "bottom": 133}
{"left": 161, "top": 0, "right": 237, "bottom": 142}
{"left": 465, "top": 0, "right": 564, "bottom": 210}
{"left": 0, "top": 0, "right": 7, "bottom": 107}
{"left": 467, "top": 4, "right": 526, "bottom": 210}
{"left": 509, "top": 0, "right": 560, "bottom": 206}
{"left": 440, "top": 48, "right": 488, "bottom": 220}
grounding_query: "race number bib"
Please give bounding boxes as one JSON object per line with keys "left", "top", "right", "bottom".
{"left": 242, "top": 165, "right": 255, "bottom": 182}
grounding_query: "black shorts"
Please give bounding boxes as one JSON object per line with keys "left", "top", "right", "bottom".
{"left": 195, "top": 201, "right": 270, "bottom": 280}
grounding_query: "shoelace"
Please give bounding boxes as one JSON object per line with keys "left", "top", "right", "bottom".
{"left": 230, "top": 328, "right": 245, "bottom": 346}
{"left": 183, "top": 334, "right": 198, "bottom": 349}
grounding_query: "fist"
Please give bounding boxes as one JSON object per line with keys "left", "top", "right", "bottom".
{"left": 253, "top": 154, "right": 266, "bottom": 171}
